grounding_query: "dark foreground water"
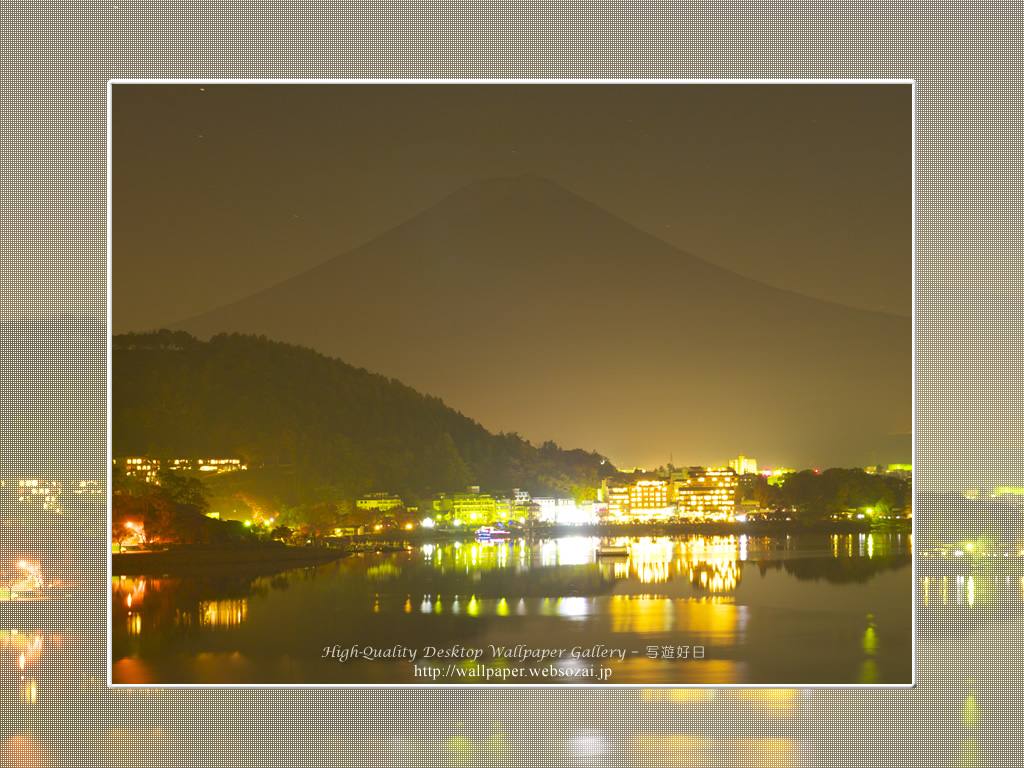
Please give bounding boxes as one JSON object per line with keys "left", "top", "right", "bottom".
{"left": 109, "top": 533, "right": 912, "bottom": 685}
{"left": 6, "top": 530, "right": 1021, "bottom": 765}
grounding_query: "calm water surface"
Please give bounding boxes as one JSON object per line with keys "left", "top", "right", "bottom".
{"left": 8, "top": 527, "right": 1020, "bottom": 765}
{"left": 110, "top": 533, "right": 913, "bottom": 685}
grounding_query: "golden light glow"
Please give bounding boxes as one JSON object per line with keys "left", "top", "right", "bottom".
{"left": 199, "top": 599, "right": 248, "bottom": 629}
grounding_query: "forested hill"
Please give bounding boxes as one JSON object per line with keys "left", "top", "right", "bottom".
{"left": 113, "top": 330, "right": 614, "bottom": 503}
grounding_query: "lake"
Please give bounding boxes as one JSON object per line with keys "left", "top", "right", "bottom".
{"left": 109, "top": 532, "right": 912, "bottom": 685}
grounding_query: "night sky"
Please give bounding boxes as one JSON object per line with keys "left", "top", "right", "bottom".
{"left": 113, "top": 83, "right": 912, "bottom": 469}
{"left": 114, "top": 83, "right": 910, "bottom": 328}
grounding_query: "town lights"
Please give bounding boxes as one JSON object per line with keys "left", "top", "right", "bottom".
{"left": 421, "top": 518, "right": 435, "bottom": 528}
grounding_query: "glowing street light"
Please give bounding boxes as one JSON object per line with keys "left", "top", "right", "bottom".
{"left": 10, "top": 561, "right": 44, "bottom": 598}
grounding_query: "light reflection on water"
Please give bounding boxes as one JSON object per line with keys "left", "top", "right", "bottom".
{"left": 108, "top": 533, "right": 911, "bottom": 685}
{"left": 1, "top": 612, "right": 1007, "bottom": 768}
{"left": 5, "top": 508, "right": 1019, "bottom": 768}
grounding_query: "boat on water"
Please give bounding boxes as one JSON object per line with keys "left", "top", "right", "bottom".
{"left": 475, "top": 526, "right": 510, "bottom": 539}
{"left": 596, "top": 543, "right": 629, "bottom": 557}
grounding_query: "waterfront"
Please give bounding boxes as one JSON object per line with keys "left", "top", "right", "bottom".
{"left": 110, "top": 533, "right": 912, "bottom": 685}
{"left": 3, "top": 540, "right": 1014, "bottom": 765}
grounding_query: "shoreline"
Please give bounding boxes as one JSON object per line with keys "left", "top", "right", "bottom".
{"left": 112, "top": 520, "right": 911, "bottom": 576}
{"left": 362, "top": 518, "right": 910, "bottom": 544}
{"left": 112, "top": 543, "right": 348, "bottom": 576}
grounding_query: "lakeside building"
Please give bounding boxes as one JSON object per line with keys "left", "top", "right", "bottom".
{"left": 737, "top": 499, "right": 762, "bottom": 513}
{"left": 433, "top": 489, "right": 497, "bottom": 524}
{"left": 675, "top": 468, "right": 739, "bottom": 520}
{"left": 452, "top": 492, "right": 496, "bottom": 522}
{"left": 628, "top": 479, "right": 674, "bottom": 520}
{"left": 493, "top": 496, "right": 510, "bottom": 519}
{"left": 516, "top": 500, "right": 541, "bottom": 522}
{"left": 430, "top": 487, "right": 545, "bottom": 525}
{"left": 599, "top": 475, "right": 675, "bottom": 521}
{"left": 356, "top": 493, "right": 405, "bottom": 513}
{"left": 489, "top": 489, "right": 531, "bottom": 522}
{"left": 729, "top": 455, "right": 758, "bottom": 475}
{"left": 534, "top": 497, "right": 591, "bottom": 524}
{"left": 602, "top": 481, "right": 632, "bottom": 521}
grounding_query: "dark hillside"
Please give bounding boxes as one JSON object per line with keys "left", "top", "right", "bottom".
{"left": 113, "top": 330, "right": 614, "bottom": 504}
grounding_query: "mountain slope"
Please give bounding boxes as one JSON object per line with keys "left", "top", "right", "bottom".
{"left": 172, "top": 174, "right": 911, "bottom": 468}
{"left": 112, "top": 330, "right": 613, "bottom": 502}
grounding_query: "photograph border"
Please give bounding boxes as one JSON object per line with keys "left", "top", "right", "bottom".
{"left": 106, "top": 77, "right": 917, "bottom": 691}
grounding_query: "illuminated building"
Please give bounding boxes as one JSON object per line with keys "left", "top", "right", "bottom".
{"left": 729, "top": 455, "right": 758, "bottom": 475}
{"left": 533, "top": 497, "right": 557, "bottom": 521}
{"left": 864, "top": 464, "right": 912, "bottom": 482}
{"left": 117, "top": 457, "right": 159, "bottom": 483}
{"left": 433, "top": 492, "right": 497, "bottom": 523}
{"left": 453, "top": 493, "right": 495, "bottom": 522}
{"left": 356, "top": 493, "right": 405, "bottom": 512}
{"left": 628, "top": 479, "right": 672, "bottom": 519}
{"left": 534, "top": 497, "right": 589, "bottom": 524}
{"left": 737, "top": 500, "right": 761, "bottom": 517}
{"left": 114, "top": 457, "right": 246, "bottom": 483}
{"left": 886, "top": 463, "right": 912, "bottom": 481}
{"left": 74, "top": 480, "right": 102, "bottom": 496}
{"left": 493, "top": 496, "right": 513, "bottom": 520}
{"left": 515, "top": 501, "right": 541, "bottom": 522}
{"left": 603, "top": 482, "right": 632, "bottom": 521}
{"left": 15, "top": 480, "right": 62, "bottom": 512}
{"left": 194, "top": 458, "right": 245, "bottom": 473}
{"left": 599, "top": 475, "right": 674, "bottom": 521}
{"left": 763, "top": 468, "right": 795, "bottom": 487}
{"left": 675, "top": 468, "right": 739, "bottom": 520}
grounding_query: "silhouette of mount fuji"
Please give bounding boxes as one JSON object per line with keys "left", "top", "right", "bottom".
{"left": 173, "top": 174, "right": 910, "bottom": 467}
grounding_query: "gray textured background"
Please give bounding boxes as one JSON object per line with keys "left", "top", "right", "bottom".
{"left": 0, "top": 4, "right": 1016, "bottom": 766}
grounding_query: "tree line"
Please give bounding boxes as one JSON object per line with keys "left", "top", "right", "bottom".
{"left": 113, "top": 330, "right": 615, "bottom": 512}
{"left": 743, "top": 468, "right": 911, "bottom": 521}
